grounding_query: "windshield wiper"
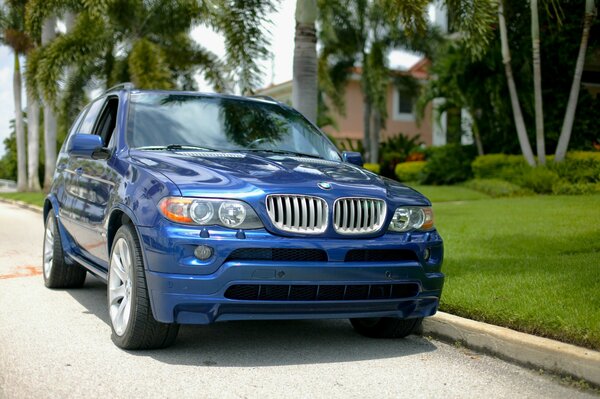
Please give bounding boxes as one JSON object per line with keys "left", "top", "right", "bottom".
{"left": 243, "top": 149, "right": 323, "bottom": 160}
{"left": 135, "top": 144, "right": 219, "bottom": 152}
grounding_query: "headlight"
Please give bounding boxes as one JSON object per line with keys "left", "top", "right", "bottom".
{"left": 158, "top": 197, "right": 263, "bottom": 229}
{"left": 388, "top": 206, "right": 434, "bottom": 232}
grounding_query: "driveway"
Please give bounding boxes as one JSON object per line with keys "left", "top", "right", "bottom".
{"left": 0, "top": 202, "right": 595, "bottom": 398}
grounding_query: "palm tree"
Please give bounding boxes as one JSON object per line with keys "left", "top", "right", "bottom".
{"left": 318, "top": 0, "right": 429, "bottom": 163}
{"left": 555, "top": 0, "right": 597, "bottom": 162}
{"left": 318, "top": 0, "right": 499, "bottom": 163}
{"left": 292, "top": 0, "right": 318, "bottom": 124}
{"left": 530, "top": 0, "right": 545, "bottom": 165}
{"left": 41, "top": 15, "right": 57, "bottom": 190}
{"left": 497, "top": 0, "right": 536, "bottom": 167}
{"left": 26, "top": 0, "right": 276, "bottom": 110}
{"left": 26, "top": 79, "right": 41, "bottom": 191}
{"left": 1, "top": 0, "right": 32, "bottom": 191}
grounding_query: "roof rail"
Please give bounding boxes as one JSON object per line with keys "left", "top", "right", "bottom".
{"left": 105, "top": 82, "right": 135, "bottom": 94}
{"left": 249, "top": 94, "right": 277, "bottom": 102}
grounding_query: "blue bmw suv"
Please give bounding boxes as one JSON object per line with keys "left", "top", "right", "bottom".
{"left": 43, "top": 84, "right": 444, "bottom": 349}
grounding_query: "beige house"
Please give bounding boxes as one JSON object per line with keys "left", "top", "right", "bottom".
{"left": 258, "top": 59, "right": 447, "bottom": 148}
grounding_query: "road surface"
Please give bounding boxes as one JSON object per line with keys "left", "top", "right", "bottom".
{"left": 0, "top": 201, "right": 595, "bottom": 398}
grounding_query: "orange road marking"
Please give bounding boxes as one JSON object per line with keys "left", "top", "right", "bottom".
{"left": 0, "top": 265, "right": 43, "bottom": 280}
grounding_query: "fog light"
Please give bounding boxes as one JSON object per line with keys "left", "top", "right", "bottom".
{"left": 194, "top": 245, "right": 214, "bottom": 260}
{"left": 423, "top": 248, "right": 431, "bottom": 261}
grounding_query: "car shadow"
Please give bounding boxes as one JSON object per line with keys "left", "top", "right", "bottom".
{"left": 67, "top": 275, "right": 438, "bottom": 367}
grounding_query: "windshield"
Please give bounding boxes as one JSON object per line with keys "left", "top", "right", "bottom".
{"left": 127, "top": 93, "right": 341, "bottom": 161}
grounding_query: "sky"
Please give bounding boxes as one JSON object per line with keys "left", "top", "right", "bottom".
{"left": 0, "top": 0, "right": 423, "bottom": 157}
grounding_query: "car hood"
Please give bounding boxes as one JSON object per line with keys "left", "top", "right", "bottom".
{"left": 129, "top": 150, "right": 429, "bottom": 206}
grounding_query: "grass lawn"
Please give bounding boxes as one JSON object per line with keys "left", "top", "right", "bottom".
{"left": 0, "top": 192, "right": 46, "bottom": 207}
{"left": 434, "top": 194, "right": 600, "bottom": 350}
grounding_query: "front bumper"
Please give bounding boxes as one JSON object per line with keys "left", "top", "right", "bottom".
{"left": 138, "top": 222, "right": 444, "bottom": 324}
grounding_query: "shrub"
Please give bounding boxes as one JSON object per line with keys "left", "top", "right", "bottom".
{"left": 380, "top": 151, "right": 404, "bottom": 179}
{"left": 551, "top": 181, "right": 600, "bottom": 195}
{"left": 516, "top": 167, "right": 561, "bottom": 194}
{"left": 363, "top": 163, "right": 380, "bottom": 174}
{"left": 463, "top": 178, "right": 533, "bottom": 198}
{"left": 420, "top": 144, "right": 477, "bottom": 185}
{"left": 548, "top": 151, "right": 600, "bottom": 184}
{"left": 471, "top": 154, "right": 528, "bottom": 181}
{"left": 395, "top": 161, "right": 426, "bottom": 182}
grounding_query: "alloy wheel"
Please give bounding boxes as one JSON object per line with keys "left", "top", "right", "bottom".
{"left": 109, "top": 238, "right": 133, "bottom": 336}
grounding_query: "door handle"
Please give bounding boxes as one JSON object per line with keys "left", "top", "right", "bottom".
{"left": 75, "top": 167, "right": 84, "bottom": 176}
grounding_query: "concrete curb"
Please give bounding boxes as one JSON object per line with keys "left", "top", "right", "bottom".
{"left": 423, "top": 312, "right": 600, "bottom": 387}
{"left": 0, "top": 198, "right": 43, "bottom": 214}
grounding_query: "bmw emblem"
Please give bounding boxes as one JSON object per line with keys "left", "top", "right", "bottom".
{"left": 318, "top": 182, "right": 332, "bottom": 190}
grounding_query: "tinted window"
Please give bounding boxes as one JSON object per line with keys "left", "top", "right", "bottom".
{"left": 79, "top": 99, "right": 105, "bottom": 134}
{"left": 127, "top": 93, "right": 341, "bottom": 161}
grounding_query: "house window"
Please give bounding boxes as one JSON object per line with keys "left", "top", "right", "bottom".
{"left": 393, "top": 88, "right": 415, "bottom": 121}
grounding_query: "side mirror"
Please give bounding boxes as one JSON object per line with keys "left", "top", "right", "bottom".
{"left": 342, "top": 151, "right": 364, "bottom": 167}
{"left": 68, "top": 134, "right": 110, "bottom": 160}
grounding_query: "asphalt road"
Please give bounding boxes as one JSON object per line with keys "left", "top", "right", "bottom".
{"left": 0, "top": 201, "right": 596, "bottom": 399}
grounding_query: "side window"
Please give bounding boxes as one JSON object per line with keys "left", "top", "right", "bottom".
{"left": 93, "top": 97, "right": 119, "bottom": 147}
{"left": 79, "top": 99, "right": 105, "bottom": 135}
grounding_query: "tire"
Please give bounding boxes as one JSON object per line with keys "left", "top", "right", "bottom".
{"left": 350, "top": 317, "right": 423, "bottom": 339}
{"left": 43, "top": 212, "right": 87, "bottom": 288}
{"left": 107, "top": 223, "right": 179, "bottom": 350}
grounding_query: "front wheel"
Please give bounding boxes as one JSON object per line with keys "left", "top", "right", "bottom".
{"left": 108, "top": 224, "right": 179, "bottom": 350}
{"left": 350, "top": 317, "right": 423, "bottom": 338}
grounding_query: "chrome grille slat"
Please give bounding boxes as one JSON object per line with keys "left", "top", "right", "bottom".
{"left": 266, "top": 195, "right": 328, "bottom": 234}
{"left": 333, "top": 197, "right": 386, "bottom": 235}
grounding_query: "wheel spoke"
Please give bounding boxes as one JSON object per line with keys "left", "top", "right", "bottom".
{"left": 109, "top": 284, "right": 126, "bottom": 303}
{"left": 112, "top": 255, "right": 127, "bottom": 283}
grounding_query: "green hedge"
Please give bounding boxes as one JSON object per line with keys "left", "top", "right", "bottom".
{"left": 471, "top": 152, "right": 600, "bottom": 194}
{"left": 394, "top": 161, "right": 426, "bottom": 182}
{"left": 421, "top": 144, "right": 477, "bottom": 185}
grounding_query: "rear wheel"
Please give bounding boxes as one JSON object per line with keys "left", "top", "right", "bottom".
{"left": 350, "top": 317, "right": 423, "bottom": 338}
{"left": 43, "top": 212, "right": 87, "bottom": 288}
{"left": 108, "top": 223, "right": 179, "bottom": 350}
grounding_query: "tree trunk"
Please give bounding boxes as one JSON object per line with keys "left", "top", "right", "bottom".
{"left": 42, "top": 17, "right": 58, "bottom": 190}
{"left": 472, "top": 117, "right": 484, "bottom": 156}
{"left": 362, "top": 97, "right": 372, "bottom": 162}
{"left": 27, "top": 89, "right": 41, "bottom": 191}
{"left": 498, "top": 1, "right": 536, "bottom": 167}
{"left": 370, "top": 109, "right": 381, "bottom": 163}
{"left": 292, "top": 0, "right": 318, "bottom": 124}
{"left": 13, "top": 54, "right": 27, "bottom": 192}
{"left": 555, "top": 0, "right": 596, "bottom": 162}
{"left": 446, "top": 107, "right": 462, "bottom": 144}
{"left": 531, "top": 0, "right": 545, "bottom": 165}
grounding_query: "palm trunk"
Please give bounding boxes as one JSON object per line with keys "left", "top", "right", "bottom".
{"left": 472, "top": 116, "right": 484, "bottom": 156}
{"left": 292, "top": 0, "right": 318, "bottom": 124}
{"left": 498, "top": 1, "right": 536, "bottom": 167}
{"left": 531, "top": 0, "right": 545, "bottom": 165}
{"left": 362, "top": 97, "right": 372, "bottom": 162}
{"left": 370, "top": 109, "right": 381, "bottom": 164}
{"left": 13, "top": 54, "right": 27, "bottom": 192}
{"left": 27, "top": 89, "right": 41, "bottom": 191}
{"left": 554, "top": 0, "right": 596, "bottom": 162}
{"left": 42, "top": 17, "right": 58, "bottom": 190}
